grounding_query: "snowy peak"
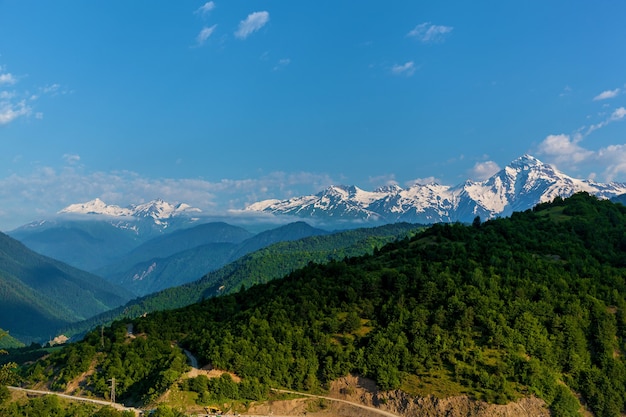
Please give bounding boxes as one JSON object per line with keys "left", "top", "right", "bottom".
{"left": 509, "top": 154, "right": 543, "bottom": 169}
{"left": 57, "top": 198, "right": 202, "bottom": 233}
{"left": 59, "top": 198, "right": 133, "bottom": 217}
{"left": 129, "top": 199, "right": 200, "bottom": 220}
{"left": 59, "top": 198, "right": 200, "bottom": 220}
{"left": 246, "top": 155, "right": 626, "bottom": 224}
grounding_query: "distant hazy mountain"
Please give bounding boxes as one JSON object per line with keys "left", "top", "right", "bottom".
{"left": 0, "top": 231, "right": 133, "bottom": 342}
{"left": 97, "top": 221, "right": 328, "bottom": 296}
{"left": 9, "top": 198, "right": 203, "bottom": 272}
{"left": 247, "top": 155, "right": 626, "bottom": 224}
{"left": 95, "top": 222, "right": 254, "bottom": 295}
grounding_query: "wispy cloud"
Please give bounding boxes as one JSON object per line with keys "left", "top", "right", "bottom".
{"left": 62, "top": 154, "right": 81, "bottom": 165}
{"left": 273, "top": 58, "right": 291, "bottom": 71}
{"left": 42, "top": 83, "right": 61, "bottom": 94}
{"left": 195, "top": 1, "right": 215, "bottom": 16}
{"left": 559, "top": 85, "right": 572, "bottom": 97}
{"left": 368, "top": 174, "right": 398, "bottom": 188}
{"left": 196, "top": 25, "right": 217, "bottom": 46}
{"left": 407, "top": 22, "right": 453, "bottom": 43}
{"left": 0, "top": 72, "right": 17, "bottom": 85}
{"left": 0, "top": 64, "right": 65, "bottom": 125}
{"left": 0, "top": 100, "right": 31, "bottom": 125}
{"left": 587, "top": 106, "right": 626, "bottom": 135}
{"left": 391, "top": 61, "right": 416, "bottom": 77}
{"left": 469, "top": 161, "right": 501, "bottom": 181}
{"left": 235, "top": 11, "right": 270, "bottom": 40}
{"left": 0, "top": 69, "right": 27, "bottom": 124}
{"left": 0, "top": 164, "right": 335, "bottom": 230}
{"left": 406, "top": 176, "right": 442, "bottom": 186}
{"left": 593, "top": 88, "right": 620, "bottom": 101}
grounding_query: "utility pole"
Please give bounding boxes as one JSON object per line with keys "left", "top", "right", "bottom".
{"left": 109, "top": 377, "right": 116, "bottom": 404}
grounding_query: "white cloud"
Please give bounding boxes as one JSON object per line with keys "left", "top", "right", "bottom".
{"left": 0, "top": 99, "right": 31, "bottom": 125}
{"left": 0, "top": 64, "right": 65, "bottom": 125}
{"left": 593, "top": 88, "right": 620, "bottom": 101}
{"left": 197, "top": 25, "right": 217, "bottom": 45}
{"left": 391, "top": 61, "right": 416, "bottom": 77}
{"left": 536, "top": 134, "right": 593, "bottom": 165}
{"left": 610, "top": 106, "right": 626, "bottom": 121}
{"left": 407, "top": 22, "right": 453, "bottom": 43}
{"left": 0, "top": 91, "right": 15, "bottom": 100}
{"left": 597, "top": 145, "right": 626, "bottom": 181}
{"left": 469, "top": 161, "right": 501, "bottom": 181}
{"left": 195, "top": 1, "right": 215, "bottom": 16}
{"left": 62, "top": 154, "right": 81, "bottom": 165}
{"left": 535, "top": 133, "right": 626, "bottom": 182}
{"left": 0, "top": 73, "right": 17, "bottom": 85}
{"left": 235, "top": 11, "right": 269, "bottom": 40}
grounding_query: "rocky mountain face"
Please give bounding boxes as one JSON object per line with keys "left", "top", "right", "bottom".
{"left": 246, "top": 155, "right": 626, "bottom": 224}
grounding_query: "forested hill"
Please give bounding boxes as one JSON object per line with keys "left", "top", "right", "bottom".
{"left": 60, "top": 222, "right": 421, "bottom": 337}
{"left": 27, "top": 193, "right": 626, "bottom": 417}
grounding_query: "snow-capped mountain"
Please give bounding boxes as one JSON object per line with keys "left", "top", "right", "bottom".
{"left": 246, "top": 155, "right": 626, "bottom": 224}
{"left": 59, "top": 198, "right": 201, "bottom": 227}
{"left": 9, "top": 199, "right": 203, "bottom": 272}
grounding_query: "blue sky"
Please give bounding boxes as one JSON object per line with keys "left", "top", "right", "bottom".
{"left": 1, "top": 1, "right": 626, "bottom": 230}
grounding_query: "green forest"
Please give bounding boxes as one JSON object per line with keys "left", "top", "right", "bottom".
{"left": 6, "top": 193, "right": 626, "bottom": 416}
{"left": 60, "top": 222, "right": 421, "bottom": 338}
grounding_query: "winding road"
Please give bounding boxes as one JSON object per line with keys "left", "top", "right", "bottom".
{"left": 272, "top": 389, "right": 400, "bottom": 417}
{"left": 7, "top": 386, "right": 140, "bottom": 414}
{"left": 9, "top": 373, "right": 399, "bottom": 417}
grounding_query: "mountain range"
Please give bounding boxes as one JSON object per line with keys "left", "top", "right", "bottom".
{"left": 9, "top": 199, "right": 203, "bottom": 271}
{"left": 58, "top": 197, "right": 201, "bottom": 226}
{"left": 246, "top": 154, "right": 626, "bottom": 224}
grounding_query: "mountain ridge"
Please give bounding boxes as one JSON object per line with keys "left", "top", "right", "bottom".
{"left": 246, "top": 154, "right": 626, "bottom": 224}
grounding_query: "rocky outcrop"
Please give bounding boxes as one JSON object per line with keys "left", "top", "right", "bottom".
{"left": 326, "top": 375, "right": 550, "bottom": 417}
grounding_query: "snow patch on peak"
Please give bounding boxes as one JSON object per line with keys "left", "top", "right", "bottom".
{"left": 59, "top": 199, "right": 132, "bottom": 217}
{"left": 59, "top": 198, "right": 201, "bottom": 221}
{"left": 510, "top": 154, "right": 543, "bottom": 169}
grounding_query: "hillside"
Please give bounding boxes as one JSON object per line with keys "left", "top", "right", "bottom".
{"left": 95, "top": 221, "right": 327, "bottom": 296}
{"left": 0, "top": 232, "right": 134, "bottom": 343}
{"left": 24, "top": 193, "right": 626, "bottom": 416}
{"left": 60, "top": 222, "right": 421, "bottom": 337}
